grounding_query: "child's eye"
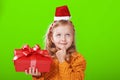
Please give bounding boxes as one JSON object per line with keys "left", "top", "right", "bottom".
{"left": 66, "top": 34, "right": 70, "bottom": 36}
{"left": 56, "top": 34, "right": 61, "bottom": 37}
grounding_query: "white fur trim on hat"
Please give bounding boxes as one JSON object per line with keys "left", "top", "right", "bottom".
{"left": 54, "top": 16, "right": 71, "bottom": 21}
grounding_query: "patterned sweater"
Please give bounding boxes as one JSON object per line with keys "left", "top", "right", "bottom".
{"left": 32, "top": 52, "right": 86, "bottom": 80}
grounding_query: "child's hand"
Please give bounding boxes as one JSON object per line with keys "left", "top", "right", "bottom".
{"left": 25, "top": 67, "right": 41, "bottom": 77}
{"left": 56, "top": 46, "right": 66, "bottom": 63}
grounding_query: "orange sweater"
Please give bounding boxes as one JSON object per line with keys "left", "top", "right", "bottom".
{"left": 32, "top": 52, "right": 86, "bottom": 80}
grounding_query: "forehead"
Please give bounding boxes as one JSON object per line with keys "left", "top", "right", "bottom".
{"left": 53, "top": 25, "right": 73, "bottom": 33}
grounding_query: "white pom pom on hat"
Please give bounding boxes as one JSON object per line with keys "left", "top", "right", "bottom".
{"left": 54, "top": 5, "right": 71, "bottom": 21}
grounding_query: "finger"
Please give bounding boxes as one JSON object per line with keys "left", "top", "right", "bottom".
{"left": 35, "top": 68, "right": 38, "bottom": 75}
{"left": 56, "top": 52, "right": 60, "bottom": 57}
{"left": 25, "top": 70, "right": 28, "bottom": 75}
{"left": 32, "top": 67, "right": 35, "bottom": 74}
{"left": 62, "top": 46, "right": 66, "bottom": 50}
{"left": 29, "top": 67, "right": 32, "bottom": 74}
{"left": 56, "top": 50, "right": 61, "bottom": 55}
{"left": 62, "top": 46, "right": 66, "bottom": 54}
{"left": 39, "top": 72, "right": 41, "bottom": 76}
{"left": 35, "top": 69, "right": 41, "bottom": 76}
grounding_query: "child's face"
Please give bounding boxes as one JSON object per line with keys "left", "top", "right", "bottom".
{"left": 51, "top": 25, "right": 74, "bottom": 50}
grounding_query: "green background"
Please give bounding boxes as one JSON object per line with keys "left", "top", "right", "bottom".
{"left": 0, "top": 0, "right": 120, "bottom": 80}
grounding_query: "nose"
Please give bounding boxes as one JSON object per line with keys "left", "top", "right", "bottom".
{"left": 61, "top": 36, "right": 66, "bottom": 42}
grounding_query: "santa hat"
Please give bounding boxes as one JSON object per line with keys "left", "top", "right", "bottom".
{"left": 54, "top": 5, "right": 71, "bottom": 21}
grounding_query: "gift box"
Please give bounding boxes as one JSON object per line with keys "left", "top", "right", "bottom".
{"left": 13, "top": 44, "right": 52, "bottom": 72}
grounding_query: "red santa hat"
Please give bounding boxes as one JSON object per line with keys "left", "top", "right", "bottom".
{"left": 54, "top": 5, "right": 71, "bottom": 21}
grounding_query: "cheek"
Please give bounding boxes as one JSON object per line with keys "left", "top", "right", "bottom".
{"left": 67, "top": 39, "right": 73, "bottom": 45}
{"left": 53, "top": 37, "right": 59, "bottom": 42}
{"left": 67, "top": 37, "right": 73, "bottom": 42}
{"left": 52, "top": 37, "right": 60, "bottom": 44}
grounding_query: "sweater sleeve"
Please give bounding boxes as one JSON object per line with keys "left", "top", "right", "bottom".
{"left": 59, "top": 53, "right": 86, "bottom": 80}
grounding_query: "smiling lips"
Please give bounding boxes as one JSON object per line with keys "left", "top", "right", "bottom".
{"left": 60, "top": 43, "right": 67, "bottom": 45}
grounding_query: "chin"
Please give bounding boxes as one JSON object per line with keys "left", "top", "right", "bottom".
{"left": 57, "top": 45, "right": 70, "bottom": 50}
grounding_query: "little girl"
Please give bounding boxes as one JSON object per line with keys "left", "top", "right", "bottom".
{"left": 25, "top": 5, "right": 86, "bottom": 80}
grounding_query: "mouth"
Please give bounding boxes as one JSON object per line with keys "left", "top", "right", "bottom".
{"left": 60, "top": 43, "right": 67, "bottom": 45}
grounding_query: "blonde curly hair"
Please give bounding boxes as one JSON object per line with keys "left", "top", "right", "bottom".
{"left": 45, "top": 20, "right": 76, "bottom": 61}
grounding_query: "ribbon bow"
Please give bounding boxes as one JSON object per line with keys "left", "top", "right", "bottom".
{"left": 13, "top": 44, "right": 49, "bottom": 60}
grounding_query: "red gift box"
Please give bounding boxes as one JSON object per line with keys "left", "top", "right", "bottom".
{"left": 13, "top": 44, "right": 52, "bottom": 72}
